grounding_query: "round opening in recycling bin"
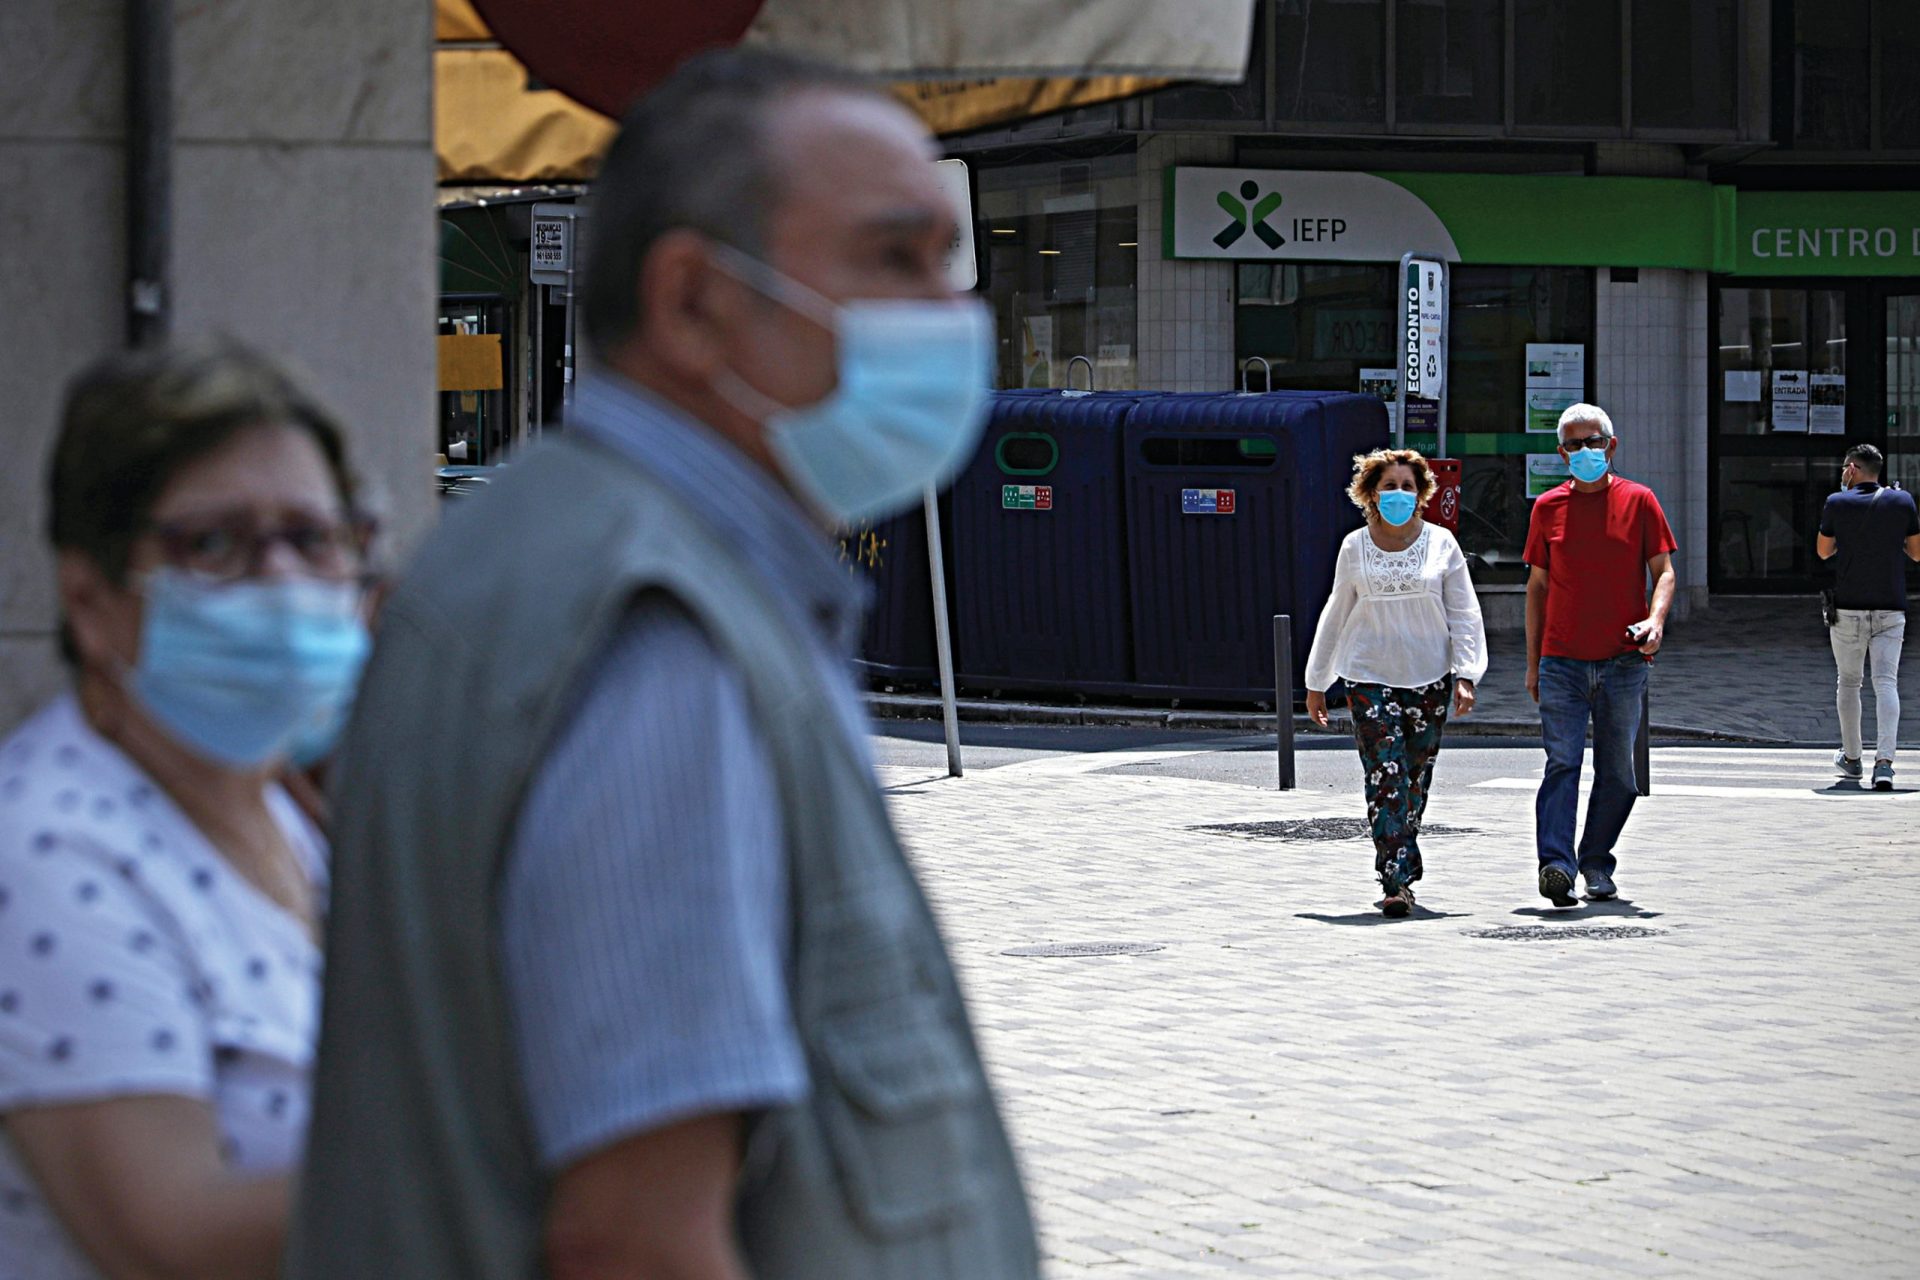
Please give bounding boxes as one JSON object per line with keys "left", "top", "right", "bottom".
{"left": 995, "top": 433, "right": 1059, "bottom": 476}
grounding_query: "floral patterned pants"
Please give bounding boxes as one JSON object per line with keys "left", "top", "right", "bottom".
{"left": 1347, "top": 676, "right": 1452, "bottom": 895}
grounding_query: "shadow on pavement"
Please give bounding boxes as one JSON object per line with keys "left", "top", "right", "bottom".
{"left": 1812, "top": 782, "right": 1917, "bottom": 796}
{"left": 1296, "top": 907, "right": 1470, "bottom": 926}
{"left": 1511, "top": 898, "right": 1662, "bottom": 920}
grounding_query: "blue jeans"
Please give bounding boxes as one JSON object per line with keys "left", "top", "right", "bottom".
{"left": 1536, "top": 654, "right": 1650, "bottom": 884}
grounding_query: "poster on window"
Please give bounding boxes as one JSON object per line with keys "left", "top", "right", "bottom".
{"left": 1771, "top": 370, "right": 1809, "bottom": 432}
{"left": 1809, "top": 374, "right": 1846, "bottom": 435}
{"left": 1524, "top": 343, "right": 1586, "bottom": 433}
{"left": 1527, "top": 453, "right": 1571, "bottom": 499}
{"left": 1021, "top": 314, "right": 1054, "bottom": 389}
{"left": 1359, "top": 367, "right": 1400, "bottom": 435}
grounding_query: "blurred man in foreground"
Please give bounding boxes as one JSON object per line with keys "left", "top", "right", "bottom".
{"left": 289, "top": 49, "right": 1037, "bottom": 1280}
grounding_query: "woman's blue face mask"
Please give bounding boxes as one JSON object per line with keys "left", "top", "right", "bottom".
{"left": 131, "top": 569, "right": 370, "bottom": 769}
{"left": 1376, "top": 488, "right": 1420, "bottom": 527}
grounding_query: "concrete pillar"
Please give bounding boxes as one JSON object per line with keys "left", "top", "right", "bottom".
{"left": 0, "top": 1, "right": 437, "bottom": 731}
{"left": 1590, "top": 143, "right": 1709, "bottom": 621}
{"left": 1135, "top": 133, "right": 1236, "bottom": 392}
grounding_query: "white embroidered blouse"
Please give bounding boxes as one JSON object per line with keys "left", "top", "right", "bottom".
{"left": 1303, "top": 523, "right": 1489, "bottom": 692}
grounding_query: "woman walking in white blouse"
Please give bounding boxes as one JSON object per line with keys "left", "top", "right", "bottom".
{"left": 1304, "top": 449, "right": 1487, "bottom": 917}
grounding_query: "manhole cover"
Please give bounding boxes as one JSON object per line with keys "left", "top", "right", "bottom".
{"left": 1468, "top": 925, "right": 1666, "bottom": 941}
{"left": 1001, "top": 941, "right": 1166, "bottom": 958}
{"left": 1194, "top": 818, "right": 1478, "bottom": 843}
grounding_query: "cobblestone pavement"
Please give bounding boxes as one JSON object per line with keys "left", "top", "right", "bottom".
{"left": 881, "top": 745, "right": 1920, "bottom": 1277}
{"left": 1473, "top": 597, "right": 1920, "bottom": 747}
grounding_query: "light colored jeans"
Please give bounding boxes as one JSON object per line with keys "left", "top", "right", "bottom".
{"left": 1832, "top": 609, "right": 1907, "bottom": 763}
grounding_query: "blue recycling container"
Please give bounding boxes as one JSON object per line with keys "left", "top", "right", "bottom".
{"left": 1122, "top": 391, "right": 1389, "bottom": 703}
{"left": 951, "top": 390, "right": 1145, "bottom": 695}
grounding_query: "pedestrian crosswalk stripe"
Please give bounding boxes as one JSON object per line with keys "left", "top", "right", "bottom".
{"left": 1469, "top": 777, "right": 1914, "bottom": 800}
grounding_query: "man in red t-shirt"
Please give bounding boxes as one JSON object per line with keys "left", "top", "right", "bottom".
{"left": 1522, "top": 403, "right": 1678, "bottom": 907}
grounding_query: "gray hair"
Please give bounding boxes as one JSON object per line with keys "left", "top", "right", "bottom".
{"left": 580, "top": 48, "right": 874, "bottom": 357}
{"left": 1557, "top": 402, "right": 1614, "bottom": 439}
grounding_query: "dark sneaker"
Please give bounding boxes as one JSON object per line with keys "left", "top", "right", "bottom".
{"left": 1585, "top": 875, "right": 1618, "bottom": 901}
{"left": 1873, "top": 759, "right": 1895, "bottom": 791}
{"left": 1835, "top": 750, "right": 1863, "bottom": 779}
{"left": 1539, "top": 865, "right": 1578, "bottom": 907}
{"left": 1380, "top": 889, "right": 1411, "bottom": 918}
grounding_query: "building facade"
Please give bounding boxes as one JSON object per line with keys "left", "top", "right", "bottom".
{"left": 950, "top": 0, "right": 1920, "bottom": 624}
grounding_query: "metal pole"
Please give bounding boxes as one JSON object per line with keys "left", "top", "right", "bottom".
{"left": 126, "top": 0, "right": 173, "bottom": 346}
{"left": 1635, "top": 682, "right": 1652, "bottom": 797}
{"left": 1274, "top": 614, "right": 1295, "bottom": 791}
{"left": 924, "top": 487, "right": 962, "bottom": 778}
{"left": 561, "top": 269, "right": 576, "bottom": 409}
{"left": 1436, "top": 260, "right": 1450, "bottom": 459}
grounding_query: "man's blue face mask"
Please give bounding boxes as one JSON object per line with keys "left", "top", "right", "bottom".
{"left": 1564, "top": 438, "right": 1612, "bottom": 484}
{"left": 708, "top": 245, "right": 995, "bottom": 527}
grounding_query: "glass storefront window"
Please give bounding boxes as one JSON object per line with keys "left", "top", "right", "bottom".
{"left": 1273, "top": 0, "right": 1385, "bottom": 126}
{"left": 1792, "top": 0, "right": 1872, "bottom": 150}
{"left": 437, "top": 300, "right": 512, "bottom": 466}
{"left": 976, "top": 154, "right": 1138, "bottom": 389}
{"left": 1631, "top": 0, "right": 1737, "bottom": 131}
{"left": 1716, "top": 288, "right": 1847, "bottom": 437}
{"left": 1514, "top": 0, "right": 1621, "bottom": 128}
{"left": 1886, "top": 296, "right": 1920, "bottom": 490}
{"left": 1396, "top": 0, "right": 1503, "bottom": 126}
{"left": 1881, "top": 3, "right": 1920, "bottom": 150}
{"left": 1235, "top": 261, "right": 1593, "bottom": 584}
{"left": 1151, "top": 3, "right": 1265, "bottom": 124}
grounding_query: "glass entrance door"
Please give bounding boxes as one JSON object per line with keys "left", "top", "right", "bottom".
{"left": 1712, "top": 285, "right": 1851, "bottom": 591}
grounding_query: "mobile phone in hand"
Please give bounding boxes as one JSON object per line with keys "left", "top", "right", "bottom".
{"left": 1625, "top": 621, "right": 1651, "bottom": 644}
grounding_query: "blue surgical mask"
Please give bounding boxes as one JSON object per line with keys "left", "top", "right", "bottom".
{"left": 710, "top": 247, "right": 994, "bottom": 526}
{"left": 1377, "top": 490, "right": 1419, "bottom": 527}
{"left": 132, "top": 570, "right": 371, "bottom": 769}
{"left": 1566, "top": 445, "right": 1612, "bottom": 484}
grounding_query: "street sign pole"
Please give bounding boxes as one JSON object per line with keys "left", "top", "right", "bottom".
{"left": 924, "top": 487, "right": 963, "bottom": 778}
{"left": 1397, "top": 251, "right": 1448, "bottom": 453}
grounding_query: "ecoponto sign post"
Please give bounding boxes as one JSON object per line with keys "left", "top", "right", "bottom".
{"left": 1397, "top": 253, "right": 1449, "bottom": 454}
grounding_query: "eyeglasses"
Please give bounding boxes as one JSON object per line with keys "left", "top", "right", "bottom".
{"left": 141, "top": 515, "right": 373, "bottom": 582}
{"left": 1561, "top": 434, "right": 1609, "bottom": 451}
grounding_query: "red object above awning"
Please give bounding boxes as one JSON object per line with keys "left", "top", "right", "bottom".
{"left": 471, "top": 0, "right": 763, "bottom": 117}
{"left": 471, "top": 0, "right": 1255, "bottom": 119}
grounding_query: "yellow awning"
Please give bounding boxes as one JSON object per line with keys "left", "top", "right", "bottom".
{"left": 436, "top": 47, "right": 615, "bottom": 183}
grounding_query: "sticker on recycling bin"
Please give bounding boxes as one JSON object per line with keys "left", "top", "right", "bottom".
{"left": 1182, "top": 488, "right": 1236, "bottom": 515}
{"left": 1002, "top": 484, "right": 1053, "bottom": 510}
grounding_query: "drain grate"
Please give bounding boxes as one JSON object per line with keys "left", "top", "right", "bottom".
{"left": 1469, "top": 925, "right": 1666, "bottom": 941}
{"left": 1001, "top": 941, "right": 1166, "bottom": 958}
{"left": 1194, "top": 818, "right": 1478, "bottom": 843}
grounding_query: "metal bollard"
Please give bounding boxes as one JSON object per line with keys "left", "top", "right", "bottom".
{"left": 1274, "top": 615, "right": 1295, "bottom": 791}
{"left": 1635, "top": 683, "right": 1651, "bottom": 797}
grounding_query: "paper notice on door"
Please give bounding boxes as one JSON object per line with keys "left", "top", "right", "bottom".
{"left": 1526, "top": 453, "right": 1571, "bottom": 499}
{"left": 1724, "top": 370, "right": 1762, "bottom": 403}
{"left": 1359, "top": 367, "right": 1400, "bottom": 434}
{"left": 1809, "top": 374, "right": 1846, "bottom": 435}
{"left": 1771, "top": 370, "right": 1810, "bottom": 432}
{"left": 1524, "top": 343, "right": 1586, "bottom": 433}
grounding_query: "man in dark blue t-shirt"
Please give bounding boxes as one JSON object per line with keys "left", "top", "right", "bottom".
{"left": 1817, "top": 443, "right": 1920, "bottom": 789}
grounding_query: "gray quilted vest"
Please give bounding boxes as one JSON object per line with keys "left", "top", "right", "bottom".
{"left": 287, "top": 430, "right": 1038, "bottom": 1279}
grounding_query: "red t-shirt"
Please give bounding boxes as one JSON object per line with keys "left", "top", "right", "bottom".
{"left": 1523, "top": 477, "right": 1678, "bottom": 661}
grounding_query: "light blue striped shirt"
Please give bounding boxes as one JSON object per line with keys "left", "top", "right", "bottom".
{"left": 500, "top": 375, "right": 871, "bottom": 1170}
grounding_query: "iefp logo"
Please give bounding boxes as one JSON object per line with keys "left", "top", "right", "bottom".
{"left": 1215, "top": 180, "right": 1284, "bottom": 250}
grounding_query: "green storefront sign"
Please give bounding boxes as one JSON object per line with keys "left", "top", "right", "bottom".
{"left": 1168, "top": 167, "right": 1920, "bottom": 277}
{"left": 1734, "top": 191, "right": 1920, "bottom": 276}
